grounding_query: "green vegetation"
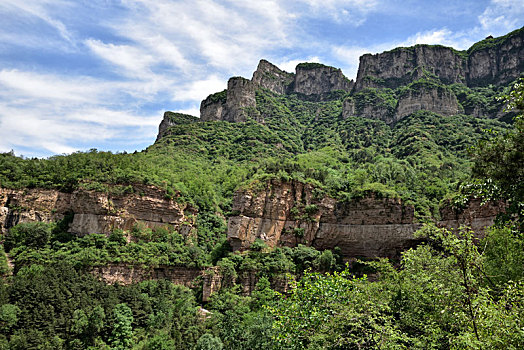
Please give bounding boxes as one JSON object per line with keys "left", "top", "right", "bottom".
{"left": 205, "top": 89, "right": 227, "bottom": 103}
{"left": 467, "top": 26, "right": 524, "bottom": 54}
{"left": 295, "top": 62, "right": 330, "bottom": 70}
{"left": 0, "top": 37, "right": 523, "bottom": 349}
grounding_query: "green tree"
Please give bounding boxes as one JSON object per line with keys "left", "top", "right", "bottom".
{"left": 195, "top": 333, "right": 223, "bottom": 350}
{"left": 110, "top": 303, "right": 134, "bottom": 349}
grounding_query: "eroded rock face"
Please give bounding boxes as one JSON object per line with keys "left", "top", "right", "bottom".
{"left": 355, "top": 29, "right": 523, "bottom": 91}
{"left": 439, "top": 198, "right": 507, "bottom": 235}
{"left": 227, "top": 179, "right": 504, "bottom": 258}
{"left": 200, "top": 77, "right": 259, "bottom": 123}
{"left": 395, "top": 86, "right": 461, "bottom": 122}
{"left": 467, "top": 29, "right": 524, "bottom": 86}
{"left": 355, "top": 45, "right": 467, "bottom": 91}
{"left": 294, "top": 64, "right": 353, "bottom": 97}
{"left": 227, "top": 179, "right": 421, "bottom": 258}
{"left": 0, "top": 185, "right": 196, "bottom": 236}
{"left": 90, "top": 263, "right": 292, "bottom": 301}
{"left": 252, "top": 59, "right": 295, "bottom": 95}
{"left": 156, "top": 112, "right": 198, "bottom": 141}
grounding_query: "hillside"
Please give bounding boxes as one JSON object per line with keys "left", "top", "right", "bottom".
{"left": 0, "top": 27, "right": 523, "bottom": 349}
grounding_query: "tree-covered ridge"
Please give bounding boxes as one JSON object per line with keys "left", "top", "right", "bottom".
{"left": 1, "top": 28, "right": 523, "bottom": 349}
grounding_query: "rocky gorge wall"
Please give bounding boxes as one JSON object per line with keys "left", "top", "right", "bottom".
{"left": 0, "top": 185, "right": 196, "bottom": 236}
{"left": 227, "top": 179, "right": 504, "bottom": 258}
{"left": 355, "top": 28, "right": 523, "bottom": 91}
{"left": 90, "top": 263, "right": 293, "bottom": 301}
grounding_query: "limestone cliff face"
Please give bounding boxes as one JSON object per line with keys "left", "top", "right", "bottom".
{"left": 227, "top": 180, "right": 504, "bottom": 258}
{"left": 91, "top": 263, "right": 292, "bottom": 301}
{"left": 467, "top": 28, "right": 524, "bottom": 86}
{"left": 294, "top": 63, "right": 353, "bottom": 97}
{"left": 0, "top": 185, "right": 196, "bottom": 236}
{"left": 395, "top": 85, "right": 461, "bottom": 122}
{"left": 0, "top": 188, "right": 70, "bottom": 234}
{"left": 439, "top": 198, "right": 507, "bottom": 235}
{"left": 156, "top": 112, "right": 198, "bottom": 141}
{"left": 252, "top": 59, "right": 294, "bottom": 95}
{"left": 200, "top": 77, "right": 259, "bottom": 123}
{"left": 227, "top": 179, "right": 421, "bottom": 258}
{"left": 355, "top": 28, "right": 523, "bottom": 91}
{"left": 355, "top": 45, "right": 467, "bottom": 91}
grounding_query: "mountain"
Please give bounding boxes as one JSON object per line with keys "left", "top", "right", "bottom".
{"left": 0, "top": 27, "right": 523, "bottom": 349}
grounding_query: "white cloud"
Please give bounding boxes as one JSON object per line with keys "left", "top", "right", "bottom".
{"left": 0, "top": 69, "right": 159, "bottom": 155}
{"left": 479, "top": 0, "right": 524, "bottom": 35}
{"left": 0, "top": 0, "right": 75, "bottom": 44}
{"left": 277, "top": 57, "right": 321, "bottom": 73}
{"left": 297, "top": 0, "right": 379, "bottom": 23}
{"left": 174, "top": 75, "right": 227, "bottom": 102}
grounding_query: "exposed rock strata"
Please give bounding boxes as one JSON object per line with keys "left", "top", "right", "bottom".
{"left": 90, "top": 263, "right": 292, "bottom": 301}
{"left": 467, "top": 28, "right": 524, "bottom": 86}
{"left": 200, "top": 77, "right": 259, "bottom": 123}
{"left": 355, "top": 28, "right": 523, "bottom": 91}
{"left": 294, "top": 63, "right": 354, "bottom": 97}
{"left": 355, "top": 45, "right": 467, "bottom": 91}
{"left": 395, "top": 85, "right": 461, "bottom": 122}
{"left": 439, "top": 198, "right": 507, "bottom": 235}
{"left": 156, "top": 112, "right": 198, "bottom": 141}
{"left": 227, "top": 180, "right": 504, "bottom": 258}
{"left": 252, "top": 59, "right": 295, "bottom": 95}
{"left": 0, "top": 185, "right": 196, "bottom": 236}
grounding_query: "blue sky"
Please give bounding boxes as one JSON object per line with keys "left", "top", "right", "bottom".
{"left": 0, "top": 0, "right": 522, "bottom": 158}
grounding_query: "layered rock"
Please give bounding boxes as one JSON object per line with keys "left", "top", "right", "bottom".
{"left": 355, "top": 27, "right": 523, "bottom": 91}
{"left": 395, "top": 84, "right": 461, "bottom": 122}
{"left": 200, "top": 77, "right": 259, "bottom": 123}
{"left": 227, "top": 179, "right": 504, "bottom": 258}
{"left": 439, "top": 198, "right": 507, "bottom": 235}
{"left": 467, "top": 28, "right": 524, "bottom": 86}
{"left": 156, "top": 112, "right": 198, "bottom": 141}
{"left": 0, "top": 185, "right": 196, "bottom": 236}
{"left": 227, "top": 179, "right": 421, "bottom": 258}
{"left": 294, "top": 63, "right": 353, "bottom": 97}
{"left": 91, "top": 263, "right": 293, "bottom": 301}
{"left": 355, "top": 45, "right": 467, "bottom": 91}
{"left": 252, "top": 59, "right": 294, "bottom": 95}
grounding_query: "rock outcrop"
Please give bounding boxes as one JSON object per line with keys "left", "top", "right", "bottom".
{"left": 395, "top": 84, "right": 461, "bottom": 122}
{"left": 227, "top": 179, "right": 504, "bottom": 258}
{"left": 0, "top": 185, "right": 196, "bottom": 236}
{"left": 293, "top": 63, "right": 354, "bottom": 97}
{"left": 252, "top": 59, "right": 294, "bottom": 95}
{"left": 355, "top": 27, "right": 523, "bottom": 91}
{"left": 467, "top": 28, "right": 524, "bottom": 86}
{"left": 439, "top": 198, "right": 507, "bottom": 235}
{"left": 156, "top": 112, "right": 198, "bottom": 141}
{"left": 227, "top": 179, "right": 421, "bottom": 258}
{"left": 355, "top": 45, "right": 467, "bottom": 91}
{"left": 200, "top": 77, "right": 259, "bottom": 123}
{"left": 90, "top": 263, "right": 293, "bottom": 301}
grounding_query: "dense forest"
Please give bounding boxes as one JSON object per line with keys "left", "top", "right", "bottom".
{"left": 0, "top": 28, "right": 523, "bottom": 349}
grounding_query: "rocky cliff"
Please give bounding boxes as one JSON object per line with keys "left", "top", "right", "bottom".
{"left": 294, "top": 63, "right": 353, "bottom": 97}
{"left": 152, "top": 27, "right": 523, "bottom": 136}
{"left": 156, "top": 112, "right": 198, "bottom": 141}
{"left": 251, "top": 59, "right": 295, "bottom": 95}
{"left": 200, "top": 77, "right": 259, "bottom": 123}
{"left": 91, "top": 263, "right": 293, "bottom": 301}
{"left": 355, "top": 27, "right": 523, "bottom": 91}
{"left": 227, "top": 179, "right": 503, "bottom": 258}
{"left": 355, "top": 45, "right": 467, "bottom": 91}
{"left": 395, "top": 84, "right": 461, "bottom": 122}
{"left": 0, "top": 185, "right": 196, "bottom": 236}
{"left": 227, "top": 179, "right": 421, "bottom": 258}
{"left": 467, "top": 27, "right": 524, "bottom": 86}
